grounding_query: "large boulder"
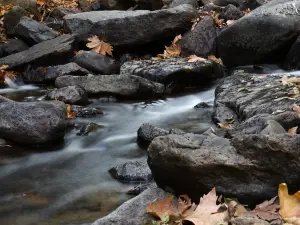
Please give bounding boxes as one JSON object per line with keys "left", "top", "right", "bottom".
{"left": 217, "top": 0, "right": 300, "bottom": 67}
{"left": 63, "top": 4, "right": 197, "bottom": 46}
{"left": 55, "top": 74, "right": 165, "bottom": 98}
{"left": 0, "top": 96, "right": 67, "bottom": 145}
{"left": 0, "top": 39, "right": 29, "bottom": 58}
{"left": 91, "top": 188, "right": 168, "bottom": 225}
{"left": 148, "top": 132, "right": 300, "bottom": 204}
{"left": 179, "top": 16, "right": 217, "bottom": 57}
{"left": 3, "top": 6, "right": 30, "bottom": 35}
{"left": 120, "top": 58, "right": 224, "bottom": 85}
{"left": 284, "top": 34, "right": 300, "bottom": 70}
{"left": 0, "top": 34, "right": 75, "bottom": 69}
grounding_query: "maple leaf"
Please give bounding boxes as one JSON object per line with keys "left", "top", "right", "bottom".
{"left": 253, "top": 196, "right": 280, "bottom": 221}
{"left": 67, "top": 104, "right": 76, "bottom": 119}
{"left": 183, "top": 188, "right": 229, "bottom": 225}
{"left": 86, "top": 35, "right": 113, "bottom": 56}
{"left": 208, "top": 55, "right": 223, "bottom": 65}
{"left": 281, "top": 75, "right": 300, "bottom": 86}
{"left": 217, "top": 123, "right": 233, "bottom": 129}
{"left": 146, "top": 196, "right": 176, "bottom": 220}
{"left": 279, "top": 183, "right": 300, "bottom": 220}
{"left": 187, "top": 55, "right": 207, "bottom": 63}
{"left": 288, "top": 127, "right": 298, "bottom": 134}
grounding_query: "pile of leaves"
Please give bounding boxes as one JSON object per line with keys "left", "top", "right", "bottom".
{"left": 146, "top": 183, "right": 300, "bottom": 225}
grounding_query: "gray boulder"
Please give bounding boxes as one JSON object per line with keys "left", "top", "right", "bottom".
{"left": 76, "top": 122, "right": 103, "bottom": 136}
{"left": 55, "top": 75, "right": 165, "bottom": 98}
{"left": 179, "top": 16, "right": 217, "bottom": 57}
{"left": 63, "top": 4, "right": 197, "bottom": 46}
{"left": 219, "top": 4, "right": 244, "bottom": 20}
{"left": 137, "top": 123, "right": 168, "bottom": 146}
{"left": 91, "top": 188, "right": 168, "bottom": 225}
{"left": 3, "top": 6, "right": 29, "bottom": 35}
{"left": 13, "top": 16, "right": 58, "bottom": 45}
{"left": 0, "top": 39, "right": 29, "bottom": 58}
{"left": 284, "top": 34, "right": 300, "bottom": 70}
{"left": 217, "top": 0, "right": 300, "bottom": 66}
{"left": 109, "top": 159, "right": 153, "bottom": 182}
{"left": 0, "top": 34, "right": 75, "bottom": 69}
{"left": 23, "top": 62, "right": 90, "bottom": 83}
{"left": 148, "top": 132, "right": 300, "bottom": 204}
{"left": 73, "top": 51, "right": 120, "bottom": 74}
{"left": 46, "top": 86, "right": 89, "bottom": 105}
{"left": 169, "top": 0, "right": 198, "bottom": 8}
{"left": 120, "top": 58, "right": 224, "bottom": 85}
{"left": 71, "top": 105, "right": 103, "bottom": 117}
{"left": 0, "top": 96, "right": 67, "bottom": 145}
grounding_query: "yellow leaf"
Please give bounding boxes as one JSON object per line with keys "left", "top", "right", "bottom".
{"left": 208, "top": 55, "right": 223, "bottom": 65}
{"left": 172, "top": 34, "right": 183, "bottom": 45}
{"left": 288, "top": 127, "right": 298, "bottom": 134}
{"left": 217, "top": 123, "right": 233, "bottom": 129}
{"left": 281, "top": 75, "right": 300, "bottom": 85}
{"left": 187, "top": 55, "right": 207, "bottom": 63}
{"left": 279, "top": 183, "right": 300, "bottom": 219}
{"left": 86, "top": 35, "right": 113, "bottom": 56}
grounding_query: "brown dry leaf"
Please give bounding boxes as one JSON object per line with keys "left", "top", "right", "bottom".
{"left": 293, "top": 104, "right": 300, "bottom": 115}
{"left": 279, "top": 183, "right": 300, "bottom": 219}
{"left": 281, "top": 75, "right": 300, "bottom": 86}
{"left": 217, "top": 123, "right": 233, "bottom": 129}
{"left": 146, "top": 196, "right": 175, "bottom": 220}
{"left": 191, "top": 18, "right": 200, "bottom": 31}
{"left": 187, "top": 55, "right": 207, "bottom": 63}
{"left": 0, "top": 4, "right": 14, "bottom": 17}
{"left": 208, "top": 55, "right": 223, "bottom": 65}
{"left": 288, "top": 127, "right": 298, "bottom": 134}
{"left": 253, "top": 196, "right": 280, "bottom": 221}
{"left": 67, "top": 104, "right": 76, "bottom": 119}
{"left": 172, "top": 34, "right": 182, "bottom": 45}
{"left": 36, "top": 0, "right": 47, "bottom": 6}
{"left": 86, "top": 35, "right": 113, "bottom": 56}
{"left": 183, "top": 188, "right": 229, "bottom": 225}
{"left": 243, "top": 8, "right": 251, "bottom": 14}
{"left": 158, "top": 44, "right": 181, "bottom": 59}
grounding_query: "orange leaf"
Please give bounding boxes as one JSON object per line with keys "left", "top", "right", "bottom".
{"left": 36, "top": 0, "right": 47, "bottom": 6}
{"left": 243, "top": 8, "right": 251, "bottom": 14}
{"left": 288, "top": 127, "right": 298, "bottom": 134}
{"left": 146, "top": 196, "right": 175, "bottom": 220}
{"left": 86, "top": 35, "right": 113, "bottom": 56}
{"left": 67, "top": 104, "right": 76, "bottom": 119}
{"left": 172, "top": 34, "right": 183, "bottom": 45}
{"left": 279, "top": 183, "right": 300, "bottom": 219}
{"left": 208, "top": 55, "right": 223, "bottom": 65}
{"left": 217, "top": 123, "right": 233, "bottom": 129}
{"left": 187, "top": 55, "right": 207, "bottom": 63}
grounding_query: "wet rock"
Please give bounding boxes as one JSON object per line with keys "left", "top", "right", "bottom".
{"left": 137, "top": 123, "right": 168, "bottom": 146}
{"left": 213, "top": 71, "right": 300, "bottom": 126}
{"left": 97, "top": 96, "right": 117, "bottom": 103}
{"left": 219, "top": 4, "right": 244, "bottom": 20}
{"left": 13, "top": 16, "right": 58, "bottom": 45}
{"left": 217, "top": 0, "right": 300, "bottom": 66}
{"left": 169, "top": 0, "right": 198, "bottom": 8}
{"left": 231, "top": 216, "right": 270, "bottom": 225}
{"left": 148, "top": 132, "right": 300, "bottom": 204}
{"left": 73, "top": 51, "right": 120, "bottom": 74}
{"left": 55, "top": 75, "right": 165, "bottom": 98}
{"left": 3, "top": 6, "right": 29, "bottom": 35}
{"left": 0, "top": 39, "right": 29, "bottom": 58}
{"left": 179, "top": 16, "right": 217, "bottom": 57}
{"left": 0, "top": 95, "right": 67, "bottom": 145}
{"left": 127, "top": 182, "right": 157, "bottom": 195}
{"left": 109, "top": 159, "right": 153, "bottom": 182}
{"left": 284, "top": 34, "right": 300, "bottom": 70}
{"left": 212, "top": 0, "right": 268, "bottom": 10}
{"left": 23, "top": 62, "right": 90, "bottom": 83}
{"left": 71, "top": 105, "right": 103, "bottom": 117}
{"left": 120, "top": 57, "right": 224, "bottom": 85}
{"left": 0, "top": 34, "right": 75, "bottom": 69}
{"left": 194, "top": 102, "right": 211, "bottom": 109}
{"left": 63, "top": 4, "right": 197, "bottom": 46}
{"left": 46, "top": 86, "right": 89, "bottom": 105}
{"left": 44, "top": 18, "right": 64, "bottom": 30}
{"left": 76, "top": 122, "right": 102, "bottom": 136}
{"left": 260, "top": 119, "right": 286, "bottom": 135}
{"left": 91, "top": 188, "right": 168, "bottom": 225}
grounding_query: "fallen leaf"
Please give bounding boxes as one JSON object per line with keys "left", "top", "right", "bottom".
{"left": 172, "top": 34, "right": 182, "bottom": 45}
{"left": 36, "top": 0, "right": 47, "bottom": 6}
{"left": 243, "top": 8, "right": 251, "bottom": 14}
{"left": 158, "top": 44, "right": 181, "bottom": 59}
{"left": 281, "top": 75, "right": 300, "bottom": 86}
{"left": 208, "top": 55, "right": 223, "bottom": 65}
{"left": 293, "top": 104, "right": 300, "bottom": 114}
{"left": 226, "top": 20, "right": 236, "bottom": 26}
{"left": 86, "top": 35, "right": 113, "bottom": 56}
{"left": 279, "top": 183, "right": 300, "bottom": 219}
{"left": 187, "top": 55, "right": 207, "bottom": 63}
{"left": 253, "top": 196, "right": 280, "bottom": 221}
{"left": 217, "top": 123, "right": 233, "bottom": 129}
{"left": 67, "top": 104, "right": 76, "bottom": 119}
{"left": 146, "top": 196, "right": 176, "bottom": 220}
{"left": 288, "top": 127, "right": 298, "bottom": 134}
{"left": 183, "top": 188, "right": 229, "bottom": 225}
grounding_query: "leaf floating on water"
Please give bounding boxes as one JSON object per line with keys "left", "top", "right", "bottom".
{"left": 187, "top": 55, "right": 207, "bottom": 63}
{"left": 86, "top": 35, "right": 113, "bottom": 56}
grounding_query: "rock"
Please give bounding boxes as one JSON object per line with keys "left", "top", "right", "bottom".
{"left": 13, "top": 16, "right": 58, "bottom": 45}
{"left": 179, "top": 16, "right": 217, "bottom": 57}
{"left": 46, "top": 86, "right": 89, "bottom": 105}
{"left": 0, "top": 95, "right": 67, "bottom": 145}
{"left": 137, "top": 123, "right": 168, "bottom": 146}
{"left": 217, "top": 0, "right": 300, "bottom": 67}
{"left": 63, "top": 4, "right": 197, "bottom": 46}
{"left": 135, "top": 0, "right": 164, "bottom": 10}
{"left": 260, "top": 119, "right": 286, "bottom": 135}
{"left": 213, "top": 71, "right": 300, "bottom": 127}
{"left": 55, "top": 75, "right": 165, "bottom": 98}
{"left": 127, "top": 182, "right": 157, "bottom": 195}
{"left": 3, "top": 6, "right": 29, "bottom": 35}
{"left": 71, "top": 105, "right": 103, "bottom": 117}
{"left": 23, "top": 62, "right": 90, "bottom": 83}
{"left": 76, "top": 122, "right": 102, "bottom": 136}
{"left": 0, "top": 34, "right": 75, "bottom": 69}
{"left": 109, "top": 159, "right": 153, "bottom": 182}
{"left": 52, "top": 6, "right": 81, "bottom": 19}
{"left": 91, "top": 188, "right": 168, "bottom": 225}
{"left": 284, "top": 34, "right": 300, "bottom": 70}
{"left": 219, "top": 4, "right": 244, "bottom": 20}
{"left": 194, "top": 102, "right": 212, "bottom": 108}
{"left": 212, "top": 0, "right": 268, "bottom": 10}
{"left": 148, "top": 132, "right": 300, "bottom": 204}
{"left": 120, "top": 58, "right": 224, "bottom": 85}
{"left": 0, "top": 0, "right": 37, "bottom": 12}
{"left": 0, "top": 39, "right": 29, "bottom": 57}
{"left": 169, "top": 0, "right": 198, "bottom": 8}
{"left": 44, "top": 18, "right": 64, "bottom": 31}
{"left": 73, "top": 51, "right": 120, "bottom": 74}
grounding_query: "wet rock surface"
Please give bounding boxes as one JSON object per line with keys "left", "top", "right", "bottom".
{"left": 70, "top": 105, "right": 103, "bottom": 117}
{"left": 0, "top": 39, "right": 29, "bottom": 58}
{"left": 76, "top": 122, "right": 103, "bottom": 136}
{"left": 46, "top": 86, "right": 89, "bottom": 105}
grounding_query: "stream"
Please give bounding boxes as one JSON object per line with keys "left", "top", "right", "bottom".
{"left": 0, "top": 65, "right": 297, "bottom": 225}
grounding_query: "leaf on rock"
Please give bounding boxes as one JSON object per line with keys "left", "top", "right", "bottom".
{"left": 172, "top": 34, "right": 182, "bottom": 45}
{"left": 183, "top": 188, "right": 229, "bottom": 225}
{"left": 187, "top": 55, "right": 207, "bottom": 63}
{"left": 86, "top": 35, "right": 113, "bottom": 56}
{"left": 146, "top": 196, "right": 176, "bottom": 220}
{"left": 67, "top": 104, "right": 76, "bottom": 119}
{"left": 217, "top": 123, "right": 233, "bottom": 129}
{"left": 288, "top": 127, "right": 298, "bottom": 134}
{"left": 281, "top": 75, "right": 300, "bottom": 86}
{"left": 288, "top": 87, "right": 300, "bottom": 98}
{"left": 279, "top": 183, "right": 300, "bottom": 220}
{"left": 293, "top": 104, "right": 300, "bottom": 115}
{"left": 208, "top": 55, "right": 223, "bottom": 65}
{"left": 253, "top": 196, "right": 280, "bottom": 221}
